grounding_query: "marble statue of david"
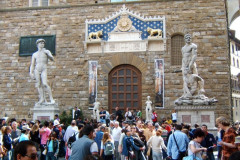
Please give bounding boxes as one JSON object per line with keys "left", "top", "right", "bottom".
{"left": 145, "top": 96, "right": 152, "bottom": 123}
{"left": 30, "top": 39, "right": 55, "bottom": 104}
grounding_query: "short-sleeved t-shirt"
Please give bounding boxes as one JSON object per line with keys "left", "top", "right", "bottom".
{"left": 188, "top": 140, "right": 202, "bottom": 159}
{"left": 90, "top": 142, "right": 98, "bottom": 153}
{"left": 19, "top": 134, "right": 29, "bottom": 142}
{"left": 40, "top": 127, "right": 51, "bottom": 145}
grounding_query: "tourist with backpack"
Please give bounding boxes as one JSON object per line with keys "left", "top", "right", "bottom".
{"left": 100, "top": 132, "right": 114, "bottom": 160}
{"left": 125, "top": 108, "right": 133, "bottom": 122}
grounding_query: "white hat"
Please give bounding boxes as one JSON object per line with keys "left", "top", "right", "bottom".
{"left": 22, "top": 124, "right": 31, "bottom": 131}
{"left": 54, "top": 120, "right": 60, "bottom": 126}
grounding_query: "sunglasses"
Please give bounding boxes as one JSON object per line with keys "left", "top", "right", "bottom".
{"left": 24, "top": 153, "right": 39, "bottom": 159}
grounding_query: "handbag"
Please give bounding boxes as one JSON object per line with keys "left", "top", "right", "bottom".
{"left": 0, "top": 146, "right": 7, "bottom": 157}
{"left": 173, "top": 133, "right": 187, "bottom": 160}
{"left": 128, "top": 151, "right": 136, "bottom": 159}
{"left": 42, "top": 148, "right": 47, "bottom": 155}
{"left": 147, "top": 147, "right": 151, "bottom": 156}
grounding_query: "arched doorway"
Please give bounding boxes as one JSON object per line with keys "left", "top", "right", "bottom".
{"left": 108, "top": 64, "right": 142, "bottom": 113}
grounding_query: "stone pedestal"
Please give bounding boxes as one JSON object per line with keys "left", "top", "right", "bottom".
{"left": 32, "top": 103, "right": 60, "bottom": 121}
{"left": 175, "top": 105, "right": 216, "bottom": 129}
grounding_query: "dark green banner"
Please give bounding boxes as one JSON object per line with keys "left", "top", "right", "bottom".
{"left": 19, "top": 35, "right": 56, "bottom": 56}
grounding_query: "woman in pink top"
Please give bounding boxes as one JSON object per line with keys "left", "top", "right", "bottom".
{"left": 40, "top": 121, "right": 51, "bottom": 160}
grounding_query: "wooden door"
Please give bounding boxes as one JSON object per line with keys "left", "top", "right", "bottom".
{"left": 109, "top": 64, "right": 142, "bottom": 113}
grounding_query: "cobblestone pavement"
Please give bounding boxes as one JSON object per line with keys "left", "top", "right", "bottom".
{"left": 57, "top": 151, "right": 219, "bottom": 160}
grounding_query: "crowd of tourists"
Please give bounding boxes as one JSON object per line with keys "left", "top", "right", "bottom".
{"left": 1, "top": 107, "right": 240, "bottom": 160}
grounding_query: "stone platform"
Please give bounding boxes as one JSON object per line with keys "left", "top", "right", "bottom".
{"left": 175, "top": 105, "right": 216, "bottom": 129}
{"left": 32, "top": 103, "right": 59, "bottom": 121}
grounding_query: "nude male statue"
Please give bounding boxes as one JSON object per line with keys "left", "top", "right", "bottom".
{"left": 181, "top": 34, "right": 205, "bottom": 98}
{"left": 30, "top": 39, "right": 55, "bottom": 104}
{"left": 181, "top": 33, "right": 198, "bottom": 75}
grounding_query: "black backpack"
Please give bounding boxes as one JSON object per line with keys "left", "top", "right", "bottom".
{"left": 133, "top": 137, "right": 144, "bottom": 148}
{"left": 67, "top": 132, "right": 77, "bottom": 148}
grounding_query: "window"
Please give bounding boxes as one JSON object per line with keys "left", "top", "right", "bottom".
{"left": 232, "top": 44, "right": 235, "bottom": 53}
{"left": 171, "top": 34, "right": 184, "bottom": 65}
{"left": 42, "top": 0, "right": 48, "bottom": 6}
{"left": 111, "top": 0, "right": 139, "bottom": 2}
{"left": 32, "top": 0, "right": 38, "bottom": 6}
{"left": 236, "top": 44, "right": 238, "bottom": 51}
{"left": 30, "top": 0, "right": 48, "bottom": 7}
{"left": 233, "top": 57, "right": 235, "bottom": 66}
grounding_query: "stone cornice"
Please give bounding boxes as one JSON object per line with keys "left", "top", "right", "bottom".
{"left": 85, "top": 4, "right": 165, "bottom": 24}
{"left": 0, "top": 0, "right": 190, "bottom": 12}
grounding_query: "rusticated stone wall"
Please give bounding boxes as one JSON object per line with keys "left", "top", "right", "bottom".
{"left": 0, "top": 0, "right": 230, "bottom": 121}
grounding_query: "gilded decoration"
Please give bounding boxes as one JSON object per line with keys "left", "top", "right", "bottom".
{"left": 147, "top": 27, "right": 163, "bottom": 38}
{"left": 117, "top": 13, "right": 132, "bottom": 32}
{"left": 88, "top": 30, "right": 103, "bottom": 41}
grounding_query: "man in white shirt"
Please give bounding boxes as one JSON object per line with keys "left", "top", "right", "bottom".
{"left": 125, "top": 108, "right": 133, "bottom": 122}
{"left": 64, "top": 120, "right": 78, "bottom": 144}
{"left": 112, "top": 121, "right": 122, "bottom": 160}
{"left": 172, "top": 109, "right": 177, "bottom": 123}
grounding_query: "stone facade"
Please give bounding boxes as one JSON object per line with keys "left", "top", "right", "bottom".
{"left": 230, "top": 30, "right": 240, "bottom": 123}
{"left": 0, "top": 0, "right": 231, "bottom": 121}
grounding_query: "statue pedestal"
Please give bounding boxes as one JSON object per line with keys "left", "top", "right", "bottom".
{"left": 175, "top": 105, "right": 216, "bottom": 129}
{"left": 32, "top": 103, "right": 60, "bottom": 121}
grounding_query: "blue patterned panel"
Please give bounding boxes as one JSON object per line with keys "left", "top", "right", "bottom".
{"left": 129, "top": 15, "right": 163, "bottom": 40}
{"left": 87, "top": 15, "right": 164, "bottom": 41}
{"left": 88, "top": 16, "right": 120, "bottom": 41}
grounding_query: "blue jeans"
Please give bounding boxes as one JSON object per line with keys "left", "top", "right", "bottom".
{"left": 152, "top": 151, "right": 163, "bottom": 160}
{"left": 46, "top": 152, "right": 57, "bottom": 160}
{"left": 114, "top": 141, "right": 120, "bottom": 160}
{"left": 3, "top": 150, "right": 12, "bottom": 160}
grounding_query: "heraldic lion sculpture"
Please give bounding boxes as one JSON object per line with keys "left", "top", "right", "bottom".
{"left": 147, "top": 27, "right": 162, "bottom": 37}
{"left": 88, "top": 30, "right": 103, "bottom": 40}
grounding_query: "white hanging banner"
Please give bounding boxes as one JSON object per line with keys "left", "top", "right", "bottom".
{"left": 154, "top": 59, "right": 164, "bottom": 108}
{"left": 89, "top": 61, "right": 98, "bottom": 108}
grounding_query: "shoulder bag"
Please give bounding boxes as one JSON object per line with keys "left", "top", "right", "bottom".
{"left": 173, "top": 133, "right": 187, "bottom": 160}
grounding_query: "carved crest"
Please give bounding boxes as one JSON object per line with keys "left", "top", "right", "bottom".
{"left": 85, "top": 5, "right": 165, "bottom": 41}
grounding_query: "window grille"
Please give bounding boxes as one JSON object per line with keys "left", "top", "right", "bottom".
{"left": 42, "top": 0, "right": 48, "bottom": 6}
{"left": 32, "top": 0, "right": 38, "bottom": 6}
{"left": 171, "top": 34, "right": 184, "bottom": 65}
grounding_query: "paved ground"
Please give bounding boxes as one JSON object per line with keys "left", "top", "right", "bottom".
{"left": 58, "top": 151, "right": 219, "bottom": 160}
